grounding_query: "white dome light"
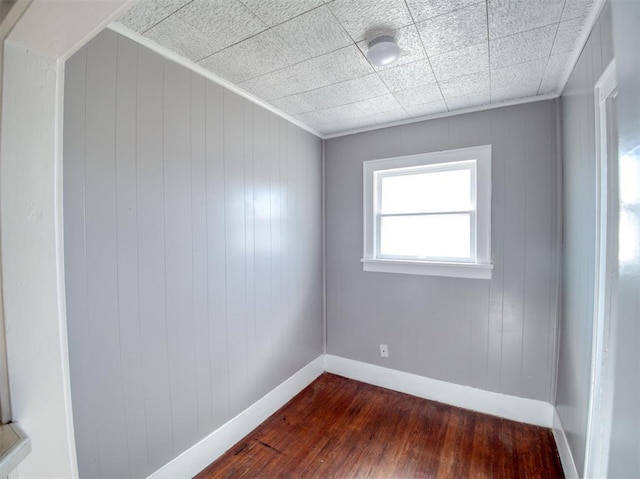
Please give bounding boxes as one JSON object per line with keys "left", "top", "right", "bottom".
{"left": 366, "top": 35, "right": 400, "bottom": 66}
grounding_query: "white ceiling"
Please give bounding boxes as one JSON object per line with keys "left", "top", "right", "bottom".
{"left": 114, "top": 0, "right": 595, "bottom": 137}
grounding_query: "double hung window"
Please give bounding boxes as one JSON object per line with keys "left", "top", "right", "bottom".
{"left": 362, "top": 145, "right": 492, "bottom": 279}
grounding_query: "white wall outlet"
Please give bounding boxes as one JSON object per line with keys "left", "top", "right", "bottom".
{"left": 380, "top": 344, "right": 389, "bottom": 357}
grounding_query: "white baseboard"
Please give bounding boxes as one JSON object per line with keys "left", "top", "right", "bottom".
{"left": 324, "top": 355, "right": 554, "bottom": 428}
{"left": 148, "top": 355, "right": 324, "bottom": 479}
{"left": 553, "top": 408, "right": 579, "bottom": 478}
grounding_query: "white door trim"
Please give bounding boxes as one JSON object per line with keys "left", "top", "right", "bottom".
{"left": 584, "top": 59, "right": 617, "bottom": 479}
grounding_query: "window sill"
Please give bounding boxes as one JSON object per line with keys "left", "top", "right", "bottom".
{"left": 0, "top": 423, "right": 30, "bottom": 477}
{"left": 361, "top": 258, "right": 493, "bottom": 279}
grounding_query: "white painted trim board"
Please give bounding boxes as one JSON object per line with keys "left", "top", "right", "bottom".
{"left": 149, "top": 354, "right": 577, "bottom": 478}
{"left": 107, "top": 23, "right": 563, "bottom": 142}
{"left": 324, "top": 355, "right": 554, "bottom": 428}
{"left": 107, "top": 23, "right": 323, "bottom": 139}
{"left": 557, "top": 0, "right": 608, "bottom": 97}
{"left": 553, "top": 409, "right": 580, "bottom": 478}
{"left": 147, "top": 356, "right": 324, "bottom": 479}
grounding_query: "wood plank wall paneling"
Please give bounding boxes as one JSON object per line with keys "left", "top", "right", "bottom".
{"left": 556, "top": 2, "right": 614, "bottom": 476}
{"left": 63, "top": 29, "right": 323, "bottom": 478}
{"left": 325, "top": 100, "right": 560, "bottom": 404}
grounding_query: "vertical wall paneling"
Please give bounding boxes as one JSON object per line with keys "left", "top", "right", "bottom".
{"left": 163, "top": 58, "right": 199, "bottom": 455}
{"left": 252, "top": 106, "right": 271, "bottom": 400}
{"left": 136, "top": 40, "right": 173, "bottom": 471}
{"left": 63, "top": 45, "right": 99, "bottom": 477}
{"left": 521, "top": 101, "right": 555, "bottom": 400}
{"left": 223, "top": 91, "right": 249, "bottom": 417}
{"left": 268, "top": 114, "right": 282, "bottom": 392}
{"left": 325, "top": 100, "right": 560, "bottom": 403}
{"left": 486, "top": 107, "right": 506, "bottom": 393}
{"left": 63, "top": 29, "right": 323, "bottom": 478}
{"left": 499, "top": 105, "right": 527, "bottom": 397}
{"left": 243, "top": 99, "right": 256, "bottom": 407}
{"left": 204, "top": 80, "right": 230, "bottom": 430}
{"left": 556, "top": 2, "right": 615, "bottom": 475}
{"left": 115, "top": 34, "right": 149, "bottom": 478}
{"left": 84, "top": 30, "right": 130, "bottom": 478}
{"left": 190, "top": 72, "right": 212, "bottom": 437}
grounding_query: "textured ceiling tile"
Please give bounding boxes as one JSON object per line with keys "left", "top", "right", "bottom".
{"left": 173, "top": 0, "right": 268, "bottom": 54}
{"left": 199, "top": 30, "right": 303, "bottom": 83}
{"left": 367, "top": 108, "right": 411, "bottom": 123}
{"left": 316, "top": 108, "right": 410, "bottom": 135}
{"left": 404, "top": 100, "right": 448, "bottom": 117}
{"left": 241, "top": 0, "right": 324, "bottom": 26}
{"left": 538, "top": 52, "right": 570, "bottom": 94}
{"left": 488, "top": 0, "right": 564, "bottom": 38}
{"left": 489, "top": 24, "right": 556, "bottom": 69}
{"left": 270, "top": 74, "right": 388, "bottom": 114}
{"left": 430, "top": 43, "right": 489, "bottom": 81}
{"left": 269, "top": 95, "right": 317, "bottom": 116}
{"left": 406, "top": 0, "right": 481, "bottom": 23}
{"left": 551, "top": 18, "right": 585, "bottom": 55}
{"left": 291, "top": 74, "right": 390, "bottom": 111}
{"left": 116, "top": 0, "right": 190, "bottom": 33}
{"left": 353, "top": 94, "right": 402, "bottom": 115}
{"left": 438, "top": 71, "right": 490, "bottom": 97}
{"left": 273, "top": 6, "right": 353, "bottom": 59}
{"left": 539, "top": 77, "right": 560, "bottom": 95}
{"left": 144, "top": 15, "right": 223, "bottom": 61}
{"left": 377, "top": 59, "right": 436, "bottom": 92}
{"left": 357, "top": 24, "right": 426, "bottom": 71}
{"left": 490, "top": 83, "right": 540, "bottom": 103}
{"left": 296, "top": 103, "right": 366, "bottom": 126}
{"left": 328, "top": 0, "right": 413, "bottom": 42}
{"left": 239, "top": 45, "right": 373, "bottom": 101}
{"left": 393, "top": 83, "right": 443, "bottom": 108}
{"left": 562, "top": 0, "right": 595, "bottom": 21}
{"left": 490, "top": 58, "right": 546, "bottom": 91}
{"left": 416, "top": 2, "right": 487, "bottom": 56}
{"left": 445, "top": 90, "right": 490, "bottom": 110}
{"left": 316, "top": 118, "right": 364, "bottom": 135}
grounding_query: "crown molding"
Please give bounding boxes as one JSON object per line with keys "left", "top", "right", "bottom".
{"left": 106, "top": 23, "right": 323, "bottom": 139}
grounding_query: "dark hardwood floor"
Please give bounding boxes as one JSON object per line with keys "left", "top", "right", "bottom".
{"left": 196, "top": 373, "right": 564, "bottom": 479}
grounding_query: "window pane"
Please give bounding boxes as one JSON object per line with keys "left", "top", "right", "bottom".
{"left": 380, "top": 168, "right": 472, "bottom": 214}
{"left": 379, "top": 214, "right": 471, "bottom": 259}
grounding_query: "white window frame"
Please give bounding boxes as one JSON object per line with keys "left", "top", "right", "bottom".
{"left": 362, "top": 145, "right": 492, "bottom": 279}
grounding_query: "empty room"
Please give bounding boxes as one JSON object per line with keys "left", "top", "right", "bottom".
{"left": 0, "top": 0, "right": 638, "bottom": 478}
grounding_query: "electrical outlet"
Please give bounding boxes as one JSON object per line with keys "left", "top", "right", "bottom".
{"left": 380, "top": 344, "right": 389, "bottom": 357}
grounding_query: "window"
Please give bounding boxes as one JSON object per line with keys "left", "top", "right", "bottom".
{"left": 362, "top": 145, "right": 492, "bottom": 279}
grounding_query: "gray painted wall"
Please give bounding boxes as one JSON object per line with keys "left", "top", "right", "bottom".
{"left": 607, "top": 1, "right": 639, "bottom": 476}
{"left": 325, "top": 100, "right": 560, "bottom": 402}
{"left": 63, "top": 29, "right": 323, "bottom": 478}
{"left": 556, "top": 3, "right": 614, "bottom": 475}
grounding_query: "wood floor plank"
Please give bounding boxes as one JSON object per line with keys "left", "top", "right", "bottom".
{"left": 195, "top": 373, "right": 564, "bottom": 479}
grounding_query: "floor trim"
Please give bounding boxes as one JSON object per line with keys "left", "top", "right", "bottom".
{"left": 553, "top": 408, "right": 580, "bottom": 478}
{"left": 147, "top": 355, "right": 324, "bottom": 479}
{"left": 150, "top": 355, "right": 573, "bottom": 478}
{"left": 324, "top": 355, "right": 554, "bottom": 428}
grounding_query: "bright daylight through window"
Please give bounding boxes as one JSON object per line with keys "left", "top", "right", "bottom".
{"left": 362, "top": 145, "right": 492, "bottom": 279}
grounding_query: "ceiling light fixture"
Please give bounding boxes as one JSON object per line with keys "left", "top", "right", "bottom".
{"left": 366, "top": 35, "right": 400, "bottom": 67}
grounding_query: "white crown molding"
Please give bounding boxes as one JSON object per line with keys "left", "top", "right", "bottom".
{"left": 553, "top": 408, "right": 580, "bottom": 478}
{"left": 324, "top": 355, "right": 554, "bottom": 427}
{"left": 557, "top": 0, "right": 608, "bottom": 96}
{"left": 109, "top": 0, "right": 602, "bottom": 143}
{"left": 106, "top": 23, "right": 323, "bottom": 139}
{"left": 107, "top": 24, "right": 562, "bottom": 142}
{"left": 322, "top": 93, "right": 559, "bottom": 139}
{"left": 148, "top": 356, "right": 324, "bottom": 479}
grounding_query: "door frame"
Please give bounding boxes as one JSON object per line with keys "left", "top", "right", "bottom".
{"left": 584, "top": 58, "right": 617, "bottom": 479}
